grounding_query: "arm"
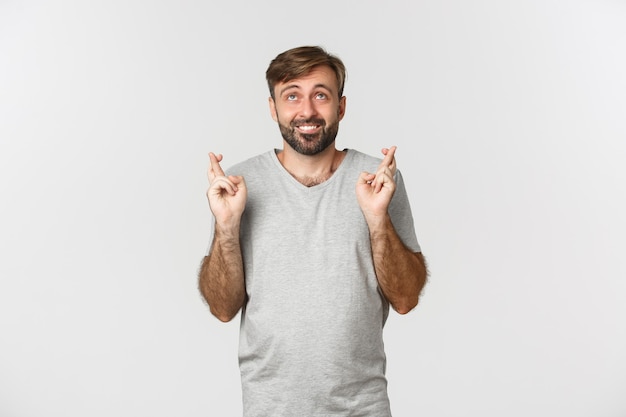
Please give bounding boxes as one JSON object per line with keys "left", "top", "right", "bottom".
{"left": 356, "top": 146, "right": 428, "bottom": 314}
{"left": 198, "top": 152, "right": 247, "bottom": 322}
{"left": 367, "top": 215, "right": 428, "bottom": 314}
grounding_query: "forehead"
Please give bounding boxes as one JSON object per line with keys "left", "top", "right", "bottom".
{"left": 276, "top": 65, "right": 339, "bottom": 93}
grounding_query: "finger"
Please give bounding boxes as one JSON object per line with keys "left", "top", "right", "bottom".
{"left": 373, "top": 167, "right": 394, "bottom": 193}
{"left": 378, "top": 147, "right": 397, "bottom": 178}
{"left": 386, "top": 149, "right": 397, "bottom": 177}
{"left": 208, "top": 152, "right": 225, "bottom": 181}
{"left": 380, "top": 146, "right": 397, "bottom": 168}
{"left": 209, "top": 176, "right": 238, "bottom": 196}
{"left": 227, "top": 175, "right": 245, "bottom": 191}
{"left": 357, "top": 171, "right": 376, "bottom": 185}
{"left": 215, "top": 175, "right": 245, "bottom": 195}
{"left": 210, "top": 152, "right": 223, "bottom": 163}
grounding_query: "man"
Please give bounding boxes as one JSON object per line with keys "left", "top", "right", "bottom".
{"left": 198, "top": 46, "right": 427, "bottom": 416}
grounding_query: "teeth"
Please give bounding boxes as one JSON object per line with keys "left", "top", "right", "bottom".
{"left": 299, "top": 125, "right": 318, "bottom": 131}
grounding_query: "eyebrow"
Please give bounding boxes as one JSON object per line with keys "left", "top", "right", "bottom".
{"left": 279, "top": 83, "right": 333, "bottom": 97}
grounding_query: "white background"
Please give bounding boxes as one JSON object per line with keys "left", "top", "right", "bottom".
{"left": 1, "top": 1, "right": 625, "bottom": 416}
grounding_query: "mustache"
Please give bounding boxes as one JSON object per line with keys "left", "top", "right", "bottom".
{"left": 291, "top": 118, "right": 326, "bottom": 127}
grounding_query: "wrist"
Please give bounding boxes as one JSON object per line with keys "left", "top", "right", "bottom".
{"left": 214, "top": 221, "right": 241, "bottom": 242}
{"left": 364, "top": 213, "right": 391, "bottom": 236}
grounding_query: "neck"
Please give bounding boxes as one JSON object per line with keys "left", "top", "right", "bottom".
{"left": 277, "top": 145, "right": 346, "bottom": 187}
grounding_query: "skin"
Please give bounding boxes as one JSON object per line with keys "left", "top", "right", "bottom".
{"left": 198, "top": 65, "right": 427, "bottom": 321}
{"left": 269, "top": 66, "right": 347, "bottom": 186}
{"left": 355, "top": 145, "right": 428, "bottom": 314}
{"left": 198, "top": 152, "right": 246, "bottom": 322}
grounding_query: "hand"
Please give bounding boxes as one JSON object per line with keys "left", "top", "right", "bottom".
{"left": 206, "top": 152, "right": 247, "bottom": 230}
{"left": 356, "top": 146, "right": 397, "bottom": 220}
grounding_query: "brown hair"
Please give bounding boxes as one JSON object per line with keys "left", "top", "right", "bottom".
{"left": 266, "top": 46, "right": 347, "bottom": 100}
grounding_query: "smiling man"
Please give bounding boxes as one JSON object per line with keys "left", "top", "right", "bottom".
{"left": 271, "top": 65, "right": 344, "bottom": 158}
{"left": 198, "top": 46, "right": 428, "bottom": 416}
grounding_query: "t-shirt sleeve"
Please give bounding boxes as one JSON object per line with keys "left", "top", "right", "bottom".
{"left": 388, "top": 170, "right": 421, "bottom": 253}
{"left": 204, "top": 214, "right": 215, "bottom": 256}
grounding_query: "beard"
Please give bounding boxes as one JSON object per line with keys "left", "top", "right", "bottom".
{"left": 278, "top": 117, "right": 340, "bottom": 156}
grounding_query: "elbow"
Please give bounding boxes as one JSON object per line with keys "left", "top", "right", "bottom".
{"left": 393, "top": 295, "right": 419, "bottom": 315}
{"left": 209, "top": 297, "right": 244, "bottom": 322}
{"left": 198, "top": 292, "right": 238, "bottom": 322}
{"left": 211, "top": 307, "right": 239, "bottom": 323}
{"left": 215, "top": 314, "right": 237, "bottom": 323}
{"left": 394, "top": 254, "right": 428, "bottom": 315}
{"left": 395, "top": 306, "right": 412, "bottom": 315}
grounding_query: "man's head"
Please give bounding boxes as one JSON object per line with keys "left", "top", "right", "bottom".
{"left": 266, "top": 46, "right": 346, "bottom": 101}
{"left": 267, "top": 46, "right": 347, "bottom": 156}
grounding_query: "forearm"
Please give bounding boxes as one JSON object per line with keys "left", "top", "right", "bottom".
{"left": 198, "top": 226, "right": 246, "bottom": 322}
{"left": 368, "top": 214, "right": 427, "bottom": 314}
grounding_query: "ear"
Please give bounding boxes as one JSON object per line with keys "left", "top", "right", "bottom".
{"left": 269, "top": 97, "right": 278, "bottom": 122}
{"left": 337, "top": 96, "right": 347, "bottom": 121}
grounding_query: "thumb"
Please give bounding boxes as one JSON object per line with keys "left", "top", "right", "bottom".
{"left": 228, "top": 175, "right": 246, "bottom": 189}
{"left": 357, "top": 172, "right": 375, "bottom": 185}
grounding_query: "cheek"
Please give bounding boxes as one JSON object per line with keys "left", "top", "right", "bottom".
{"left": 276, "top": 107, "right": 295, "bottom": 121}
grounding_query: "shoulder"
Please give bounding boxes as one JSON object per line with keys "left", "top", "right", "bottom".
{"left": 346, "top": 149, "right": 381, "bottom": 166}
{"left": 344, "top": 149, "right": 382, "bottom": 173}
{"left": 344, "top": 148, "right": 407, "bottom": 185}
{"left": 224, "top": 150, "right": 275, "bottom": 176}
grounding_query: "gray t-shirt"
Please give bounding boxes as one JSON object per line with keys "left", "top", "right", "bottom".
{"left": 211, "top": 149, "right": 420, "bottom": 416}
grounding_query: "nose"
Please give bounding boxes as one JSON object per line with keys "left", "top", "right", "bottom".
{"left": 298, "top": 98, "right": 318, "bottom": 119}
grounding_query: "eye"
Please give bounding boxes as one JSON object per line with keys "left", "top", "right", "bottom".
{"left": 315, "top": 92, "right": 327, "bottom": 100}
{"left": 286, "top": 94, "right": 298, "bottom": 101}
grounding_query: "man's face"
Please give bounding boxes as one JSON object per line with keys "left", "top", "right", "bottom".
{"left": 269, "top": 65, "right": 346, "bottom": 156}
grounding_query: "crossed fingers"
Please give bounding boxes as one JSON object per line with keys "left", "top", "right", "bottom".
{"left": 371, "top": 146, "right": 397, "bottom": 193}
{"left": 380, "top": 146, "right": 397, "bottom": 177}
{"left": 208, "top": 152, "right": 239, "bottom": 196}
{"left": 208, "top": 152, "right": 225, "bottom": 182}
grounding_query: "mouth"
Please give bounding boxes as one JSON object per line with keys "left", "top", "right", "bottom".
{"left": 296, "top": 124, "right": 321, "bottom": 133}
{"left": 294, "top": 119, "right": 324, "bottom": 135}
